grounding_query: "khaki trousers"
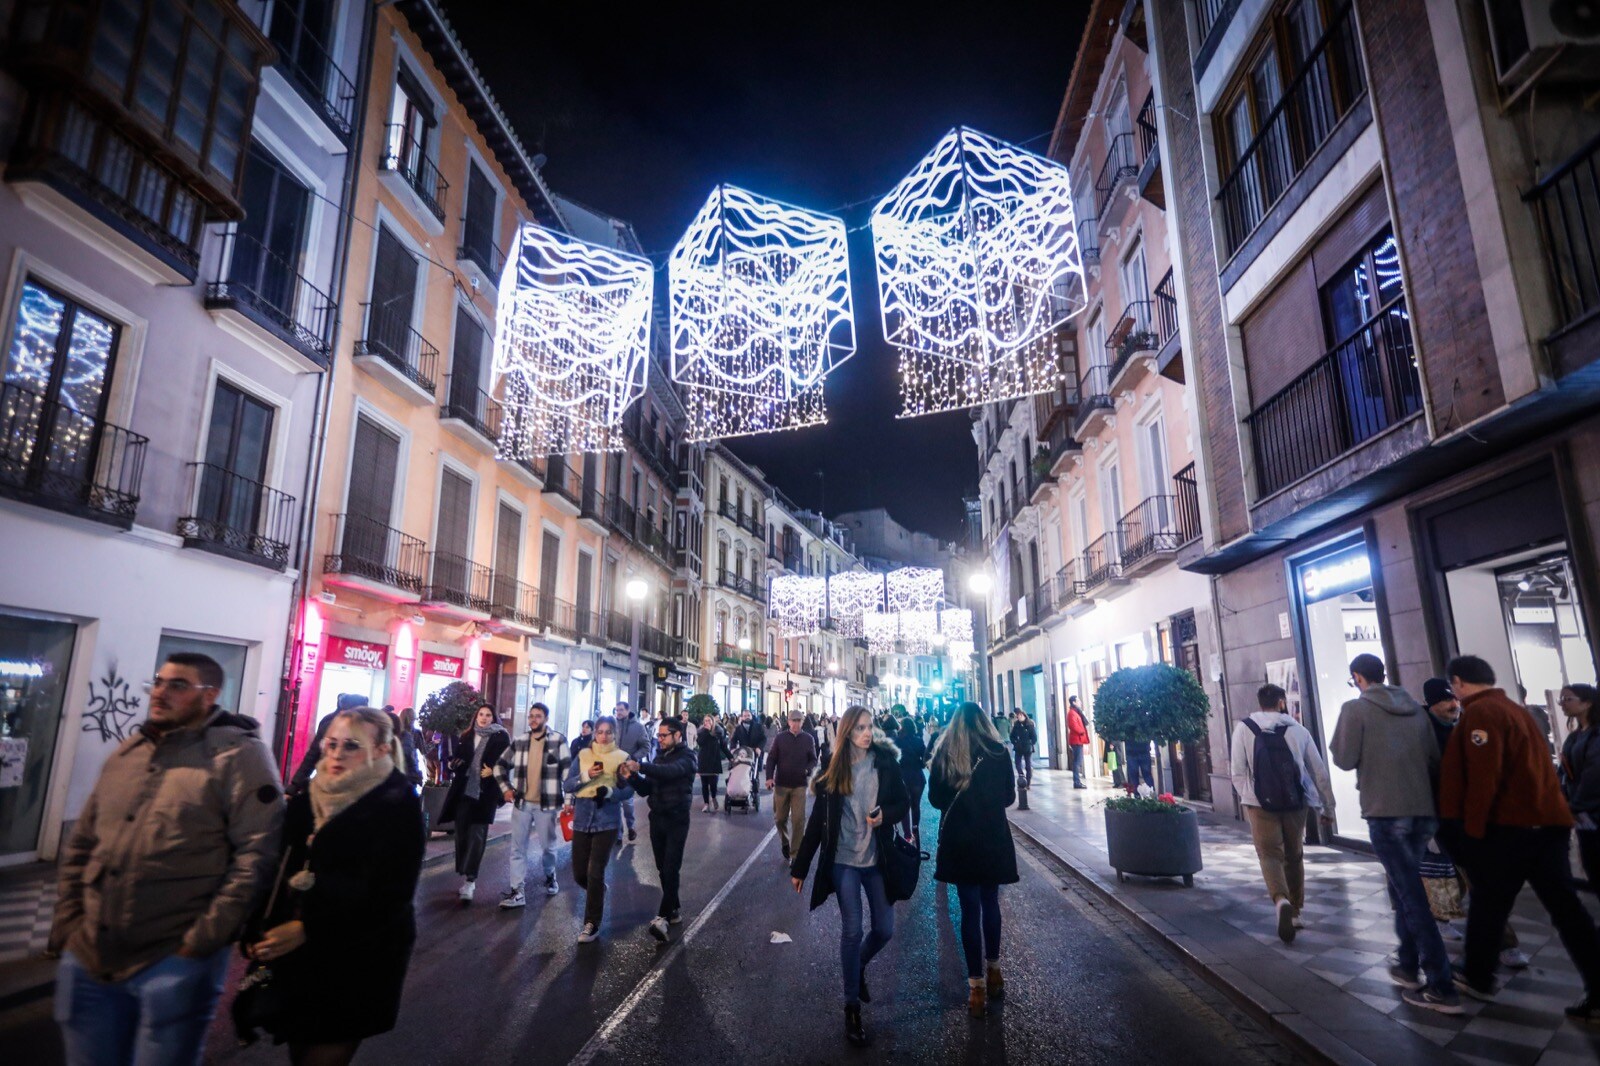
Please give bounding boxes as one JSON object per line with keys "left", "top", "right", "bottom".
{"left": 1244, "top": 804, "right": 1308, "bottom": 910}
{"left": 774, "top": 785, "right": 807, "bottom": 854}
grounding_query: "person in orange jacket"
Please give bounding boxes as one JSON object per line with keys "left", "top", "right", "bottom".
{"left": 1438, "top": 654, "right": 1600, "bottom": 1020}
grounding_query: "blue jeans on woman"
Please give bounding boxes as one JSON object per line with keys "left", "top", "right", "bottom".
{"left": 1367, "top": 815, "right": 1453, "bottom": 994}
{"left": 955, "top": 883, "right": 1003, "bottom": 977}
{"left": 833, "top": 863, "right": 894, "bottom": 1006}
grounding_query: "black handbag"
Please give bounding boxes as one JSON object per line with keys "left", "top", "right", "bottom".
{"left": 883, "top": 830, "right": 929, "bottom": 902}
{"left": 231, "top": 848, "right": 294, "bottom": 1045}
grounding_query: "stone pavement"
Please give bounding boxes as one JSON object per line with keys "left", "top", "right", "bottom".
{"left": 1008, "top": 769, "right": 1600, "bottom": 1066}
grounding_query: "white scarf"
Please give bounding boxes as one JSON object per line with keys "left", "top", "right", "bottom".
{"left": 309, "top": 754, "right": 395, "bottom": 831}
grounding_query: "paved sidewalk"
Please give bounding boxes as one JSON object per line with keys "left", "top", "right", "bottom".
{"left": 1009, "top": 770, "right": 1600, "bottom": 1066}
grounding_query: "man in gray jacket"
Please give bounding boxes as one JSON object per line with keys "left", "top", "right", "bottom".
{"left": 1329, "top": 653, "right": 1459, "bottom": 1014}
{"left": 50, "top": 651, "right": 284, "bottom": 1065}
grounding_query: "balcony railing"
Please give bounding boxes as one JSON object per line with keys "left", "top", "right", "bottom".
{"left": 1080, "top": 531, "right": 1125, "bottom": 592}
{"left": 257, "top": 0, "right": 356, "bottom": 143}
{"left": 456, "top": 233, "right": 503, "bottom": 285}
{"left": 0, "top": 381, "right": 147, "bottom": 526}
{"left": 741, "top": 510, "right": 764, "bottom": 537}
{"left": 441, "top": 375, "right": 502, "bottom": 443}
{"left": 580, "top": 485, "right": 605, "bottom": 522}
{"left": 489, "top": 573, "right": 539, "bottom": 628}
{"left": 381, "top": 124, "right": 449, "bottom": 223}
{"left": 719, "top": 569, "right": 765, "bottom": 602}
{"left": 1095, "top": 132, "right": 1139, "bottom": 220}
{"left": 1027, "top": 582, "right": 1055, "bottom": 627}
{"left": 716, "top": 642, "right": 769, "bottom": 669}
{"left": 1109, "top": 300, "right": 1157, "bottom": 379}
{"left": 207, "top": 228, "right": 335, "bottom": 365}
{"left": 641, "top": 624, "right": 679, "bottom": 660}
{"left": 1175, "top": 463, "right": 1202, "bottom": 544}
{"left": 638, "top": 519, "right": 673, "bottom": 564}
{"left": 1074, "top": 364, "right": 1115, "bottom": 432}
{"left": 324, "top": 513, "right": 425, "bottom": 592}
{"left": 1216, "top": 1, "right": 1364, "bottom": 256}
{"left": 1196, "top": 0, "right": 1242, "bottom": 43}
{"left": 1137, "top": 91, "right": 1159, "bottom": 166}
{"left": 1055, "top": 560, "right": 1082, "bottom": 604}
{"left": 1154, "top": 269, "right": 1179, "bottom": 349}
{"left": 606, "top": 496, "right": 637, "bottom": 539}
{"left": 495, "top": 406, "right": 548, "bottom": 481}
{"left": 1526, "top": 131, "right": 1600, "bottom": 335}
{"left": 355, "top": 302, "right": 438, "bottom": 395}
{"left": 177, "top": 463, "right": 295, "bottom": 567}
{"left": 544, "top": 458, "right": 582, "bottom": 507}
{"left": 1117, "top": 495, "right": 1196, "bottom": 568}
{"left": 1244, "top": 297, "right": 1419, "bottom": 498}
{"left": 1079, "top": 216, "right": 1100, "bottom": 265}
{"left": 422, "top": 551, "right": 492, "bottom": 614}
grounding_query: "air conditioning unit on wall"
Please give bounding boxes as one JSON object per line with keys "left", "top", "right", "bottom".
{"left": 1484, "top": 0, "right": 1600, "bottom": 91}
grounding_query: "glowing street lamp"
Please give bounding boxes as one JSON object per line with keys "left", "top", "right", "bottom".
{"left": 625, "top": 578, "right": 650, "bottom": 712}
{"left": 737, "top": 635, "right": 753, "bottom": 715}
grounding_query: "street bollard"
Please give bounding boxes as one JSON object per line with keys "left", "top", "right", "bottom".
{"left": 1017, "top": 775, "right": 1030, "bottom": 810}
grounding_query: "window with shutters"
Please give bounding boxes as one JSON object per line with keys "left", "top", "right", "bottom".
{"left": 459, "top": 160, "right": 499, "bottom": 278}
{"left": 575, "top": 551, "right": 594, "bottom": 627}
{"left": 382, "top": 65, "right": 447, "bottom": 222}
{"left": 435, "top": 467, "right": 472, "bottom": 557}
{"left": 539, "top": 530, "right": 560, "bottom": 619}
{"left": 343, "top": 415, "right": 400, "bottom": 564}
{"left": 493, "top": 501, "right": 520, "bottom": 579}
{"left": 366, "top": 226, "right": 420, "bottom": 362}
{"left": 446, "top": 305, "right": 487, "bottom": 424}
{"left": 196, "top": 380, "right": 275, "bottom": 538}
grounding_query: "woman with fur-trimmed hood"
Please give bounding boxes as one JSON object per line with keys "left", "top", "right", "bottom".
{"left": 789, "top": 705, "right": 910, "bottom": 1049}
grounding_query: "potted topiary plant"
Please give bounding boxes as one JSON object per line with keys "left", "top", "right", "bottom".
{"left": 685, "top": 692, "right": 720, "bottom": 723}
{"left": 1093, "top": 663, "right": 1210, "bottom": 886}
{"left": 417, "top": 680, "right": 486, "bottom": 834}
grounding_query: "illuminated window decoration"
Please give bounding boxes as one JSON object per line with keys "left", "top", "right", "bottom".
{"left": 768, "top": 573, "right": 828, "bottom": 636}
{"left": 863, "top": 607, "right": 973, "bottom": 656}
{"left": 872, "top": 127, "right": 1087, "bottom": 417}
{"left": 826, "top": 571, "right": 887, "bottom": 637}
{"left": 493, "top": 223, "right": 652, "bottom": 458}
{"left": 885, "top": 566, "right": 945, "bottom": 614}
{"left": 669, "top": 185, "right": 855, "bottom": 442}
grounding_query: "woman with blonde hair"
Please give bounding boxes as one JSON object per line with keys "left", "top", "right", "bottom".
{"left": 563, "top": 715, "right": 632, "bottom": 943}
{"left": 790, "top": 705, "right": 910, "bottom": 1048}
{"left": 929, "top": 701, "right": 1018, "bottom": 1019}
{"left": 241, "top": 707, "right": 425, "bottom": 1064}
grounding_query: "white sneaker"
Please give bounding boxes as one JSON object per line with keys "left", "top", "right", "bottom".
{"left": 577, "top": 922, "right": 599, "bottom": 943}
{"left": 1276, "top": 898, "right": 1296, "bottom": 944}
{"left": 499, "top": 886, "right": 526, "bottom": 909}
{"left": 648, "top": 916, "right": 669, "bottom": 942}
{"left": 1500, "top": 947, "right": 1532, "bottom": 969}
{"left": 458, "top": 880, "right": 476, "bottom": 903}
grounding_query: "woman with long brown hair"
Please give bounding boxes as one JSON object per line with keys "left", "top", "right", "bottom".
{"left": 790, "top": 705, "right": 910, "bottom": 1048}
{"left": 930, "top": 701, "right": 1018, "bottom": 1019}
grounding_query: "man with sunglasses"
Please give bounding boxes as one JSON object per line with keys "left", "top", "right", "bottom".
{"left": 50, "top": 652, "right": 283, "bottom": 1066}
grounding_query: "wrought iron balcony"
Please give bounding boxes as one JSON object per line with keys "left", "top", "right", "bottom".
{"left": 1079, "top": 216, "right": 1101, "bottom": 266}
{"left": 719, "top": 569, "right": 765, "bottom": 602}
{"left": 1216, "top": 1, "right": 1363, "bottom": 256}
{"left": 606, "top": 496, "right": 637, "bottom": 539}
{"left": 488, "top": 573, "right": 539, "bottom": 628}
{"left": 1073, "top": 364, "right": 1115, "bottom": 436}
{"left": 1079, "top": 531, "right": 1125, "bottom": 594}
{"left": 422, "top": 551, "right": 492, "bottom": 615}
{"left": 1526, "top": 130, "right": 1600, "bottom": 367}
{"left": 1095, "top": 132, "right": 1139, "bottom": 222}
{"left": 324, "top": 513, "right": 425, "bottom": 594}
{"left": 1117, "top": 494, "right": 1197, "bottom": 574}
{"left": 441, "top": 374, "right": 503, "bottom": 447}
{"left": 355, "top": 301, "right": 439, "bottom": 395}
{"left": 207, "top": 228, "right": 334, "bottom": 367}
{"left": 641, "top": 623, "right": 679, "bottom": 660}
{"left": 638, "top": 519, "right": 673, "bottom": 565}
{"left": 494, "top": 406, "right": 548, "bottom": 482}
{"left": 177, "top": 462, "right": 296, "bottom": 568}
{"left": 456, "top": 232, "right": 503, "bottom": 286}
{"left": 254, "top": 0, "right": 356, "bottom": 143}
{"left": 606, "top": 609, "right": 632, "bottom": 645}
{"left": 1154, "top": 270, "right": 1179, "bottom": 348}
{"left": 0, "top": 381, "right": 147, "bottom": 527}
{"left": 1243, "top": 296, "right": 1419, "bottom": 499}
{"left": 1055, "top": 560, "right": 1083, "bottom": 605}
{"left": 1174, "top": 463, "right": 1201, "bottom": 548}
{"left": 580, "top": 485, "right": 605, "bottom": 523}
{"left": 1108, "top": 299, "right": 1158, "bottom": 386}
{"left": 540, "top": 597, "right": 579, "bottom": 640}
{"left": 544, "top": 457, "right": 582, "bottom": 508}
{"left": 716, "top": 642, "right": 769, "bottom": 669}
{"left": 381, "top": 124, "right": 449, "bottom": 223}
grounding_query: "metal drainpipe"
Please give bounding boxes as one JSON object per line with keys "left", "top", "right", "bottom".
{"left": 272, "top": 0, "right": 384, "bottom": 768}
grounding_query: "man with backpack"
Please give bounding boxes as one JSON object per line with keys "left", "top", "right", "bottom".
{"left": 1230, "top": 683, "right": 1334, "bottom": 944}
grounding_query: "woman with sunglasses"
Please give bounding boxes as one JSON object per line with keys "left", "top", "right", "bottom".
{"left": 1560, "top": 684, "right": 1600, "bottom": 890}
{"left": 440, "top": 704, "right": 510, "bottom": 903}
{"left": 242, "top": 707, "right": 425, "bottom": 1065}
{"left": 564, "top": 715, "right": 632, "bottom": 942}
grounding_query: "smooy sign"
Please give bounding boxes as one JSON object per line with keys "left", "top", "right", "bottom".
{"left": 420, "top": 653, "right": 464, "bottom": 679}
{"left": 326, "top": 637, "right": 388, "bottom": 671}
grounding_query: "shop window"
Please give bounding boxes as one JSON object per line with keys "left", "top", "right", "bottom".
{"left": 0, "top": 614, "right": 78, "bottom": 859}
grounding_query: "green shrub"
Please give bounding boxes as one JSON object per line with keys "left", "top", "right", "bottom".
{"left": 1092, "top": 663, "right": 1209, "bottom": 746}
{"left": 685, "top": 692, "right": 720, "bottom": 721}
{"left": 417, "top": 680, "right": 486, "bottom": 737}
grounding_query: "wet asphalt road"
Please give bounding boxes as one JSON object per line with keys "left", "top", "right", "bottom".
{"left": 5, "top": 794, "right": 1302, "bottom": 1065}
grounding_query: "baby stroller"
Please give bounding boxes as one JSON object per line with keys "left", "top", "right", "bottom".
{"left": 724, "top": 746, "right": 758, "bottom": 813}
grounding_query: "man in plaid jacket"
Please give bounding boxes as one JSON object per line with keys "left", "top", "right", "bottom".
{"left": 494, "top": 702, "right": 570, "bottom": 908}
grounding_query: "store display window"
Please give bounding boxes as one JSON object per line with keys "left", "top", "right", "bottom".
{"left": 0, "top": 614, "right": 77, "bottom": 859}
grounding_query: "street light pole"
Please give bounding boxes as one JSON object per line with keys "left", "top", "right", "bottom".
{"left": 827, "top": 660, "right": 838, "bottom": 717}
{"left": 967, "top": 571, "right": 994, "bottom": 715}
{"left": 737, "top": 635, "right": 752, "bottom": 717}
{"left": 626, "top": 578, "right": 648, "bottom": 715}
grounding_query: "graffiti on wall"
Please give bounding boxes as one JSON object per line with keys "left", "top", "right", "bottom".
{"left": 83, "top": 664, "right": 141, "bottom": 743}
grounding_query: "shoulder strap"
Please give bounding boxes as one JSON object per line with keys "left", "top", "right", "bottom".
{"left": 1243, "top": 719, "right": 1262, "bottom": 737}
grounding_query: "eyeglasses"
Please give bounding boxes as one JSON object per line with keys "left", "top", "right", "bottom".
{"left": 321, "top": 738, "right": 368, "bottom": 754}
{"left": 144, "top": 678, "right": 214, "bottom": 694}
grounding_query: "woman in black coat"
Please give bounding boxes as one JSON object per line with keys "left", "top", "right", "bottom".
{"left": 790, "top": 706, "right": 910, "bottom": 1049}
{"left": 929, "top": 701, "right": 1018, "bottom": 1019}
{"left": 696, "top": 714, "right": 732, "bottom": 811}
{"left": 440, "top": 703, "right": 510, "bottom": 903}
{"left": 243, "top": 707, "right": 425, "bottom": 1065}
{"left": 896, "top": 717, "right": 928, "bottom": 844}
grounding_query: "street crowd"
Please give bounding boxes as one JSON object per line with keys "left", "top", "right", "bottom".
{"left": 44, "top": 652, "right": 1024, "bottom": 1064}
{"left": 42, "top": 646, "right": 1600, "bottom": 1065}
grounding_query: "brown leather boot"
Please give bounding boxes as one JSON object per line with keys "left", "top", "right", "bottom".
{"left": 967, "top": 983, "right": 987, "bottom": 1018}
{"left": 986, "top": 965, "right": 1004, "bottom": 1001}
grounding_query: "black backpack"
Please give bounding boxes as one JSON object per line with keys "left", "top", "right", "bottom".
{"left": 1243, "top": 719, "right": 1306, "bottom": 812}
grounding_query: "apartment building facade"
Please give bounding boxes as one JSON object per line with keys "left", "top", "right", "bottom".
{"left": 1149, "top": 0, "right": 1600, "bottom": 841}
{"left": 0, "top": 0, "right": 371, "bottom": 862}
{"left": 974, "top": 0, "right": 1226, "bottom": 800}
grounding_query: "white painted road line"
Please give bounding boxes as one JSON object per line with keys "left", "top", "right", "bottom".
{"left": 566, "top": 825, "right": 779, "bottom": 1066}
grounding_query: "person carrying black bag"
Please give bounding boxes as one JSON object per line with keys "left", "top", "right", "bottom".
{"left": 929, "top": 701, "right": 1018, "bottom": 1020}
{"left": 790, "top": 705, "right": 910, "bottom": 1049}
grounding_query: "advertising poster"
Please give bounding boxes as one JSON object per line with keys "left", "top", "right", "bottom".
{"left": 1265, "top": 658, "right": 1302, "bottom": 722}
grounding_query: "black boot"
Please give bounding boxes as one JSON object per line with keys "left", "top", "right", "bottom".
{"left": 858, "top": 966, "right": 871, "bottom": 1004}
{"left": 844, "top": 1004, "right": 871, "bottom": 1047}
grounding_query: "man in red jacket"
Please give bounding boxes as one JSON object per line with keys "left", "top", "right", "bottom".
{"left": 1439, "top": 654, "right": 1600, "bottom": 1019}
{"left": 1066, "top": 696, "right": 1091, "bottom": 789}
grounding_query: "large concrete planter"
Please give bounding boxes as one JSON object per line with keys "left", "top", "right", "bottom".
{"left": 1104, "top": 806, "right": 1202, "bottom": 887}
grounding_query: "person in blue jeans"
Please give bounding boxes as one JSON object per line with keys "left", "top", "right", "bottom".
{"left": 791, "top": 705, "right": 911, "bottom": 1049}
{"left": 1125, "top": 740, "right": 1156, "bottom": 789}
{"left": 48, "top": 652, "right": 284, "bottom": 1065}
{"left": 1330, "top": 652, "right": 1461, "bottom": 1014}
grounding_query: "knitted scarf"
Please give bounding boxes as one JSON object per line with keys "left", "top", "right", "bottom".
{"left": 309, "top": 753, "right": 395, "bottom": 831}
{"left": 575, "top": 739, "right": 627, "bottom": 799}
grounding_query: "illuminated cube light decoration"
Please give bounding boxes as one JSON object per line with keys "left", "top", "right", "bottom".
{"left": 864, "top": 608, "right": 974, "bottom": 656}
{"left": 872, "top": 127, "right": 1087, "bottom": 417}
{"left": 825, "top": 571, "right": 889, "bottom": 637}
{"left": 885, "top": 566, "right": 946, "bottom": 614}
{"left": 768, "top": 574, "right": 828, "bottom": 636}
{"left": 493, "top": 223, "right": 652, "bottom": 458}
{"left": 669, "top": 185, "right": 855, "bottom": 442}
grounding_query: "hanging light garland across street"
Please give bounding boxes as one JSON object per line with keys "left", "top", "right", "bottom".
{"left": 493, "top": 223, "right": 652, "bottom": 458}
{"left": 669, "top": 184, "right": 855, "bottom": 443}
{"left": 871, "top": 127, "right": 1088, "bottom": 417}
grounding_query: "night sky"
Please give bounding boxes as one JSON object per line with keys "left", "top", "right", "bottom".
{"left": 446, "top": 3, "right": 1089, "bottom": 540}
